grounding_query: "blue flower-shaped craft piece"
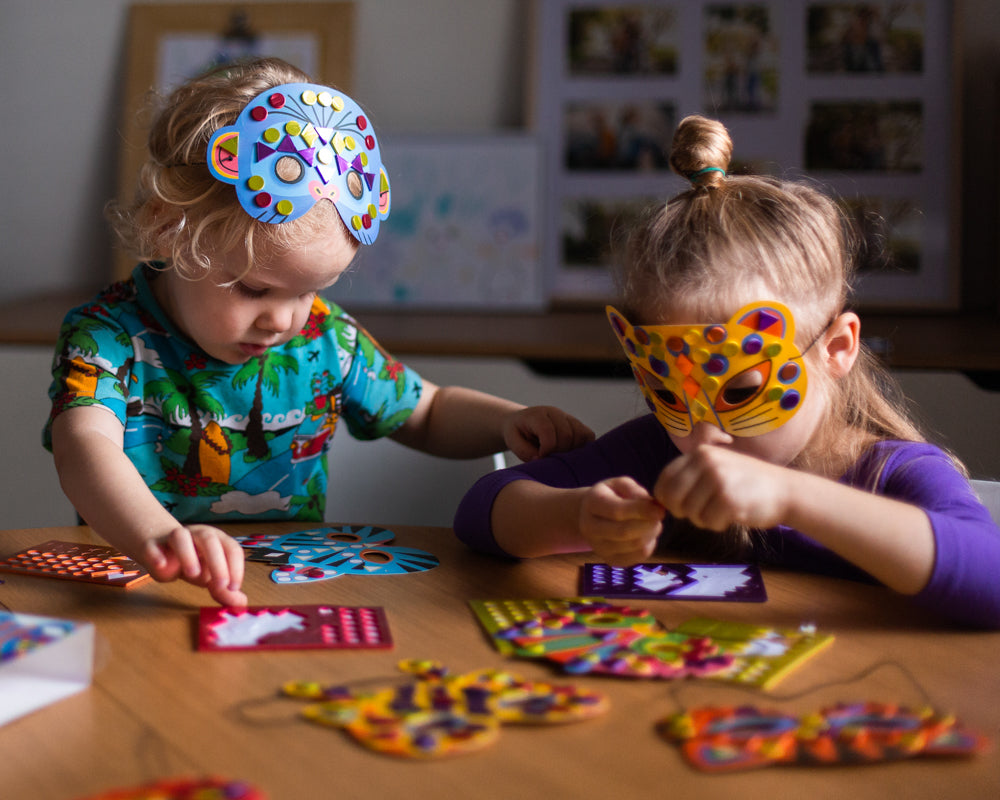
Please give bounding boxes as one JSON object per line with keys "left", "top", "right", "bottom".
{"left": 235, "top": 524, "right": 439, "bottom": 584}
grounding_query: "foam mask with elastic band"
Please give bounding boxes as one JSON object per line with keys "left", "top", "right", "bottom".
{"left": 606, "top": 302, "right": 808, "bottom": 438}
{"left": 207, "top": 82, "right": 390, "bottom": 244}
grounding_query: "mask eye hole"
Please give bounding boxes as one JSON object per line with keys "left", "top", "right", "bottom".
{"left": 716, "top": 362, "right": 771, "bottom": 411}
{"left": 640, "top": 370, "right": 687, "bottom": 413}
{"left": 347, "top": 171, "right": 364, "bottom": 199}
{"left": 275, "top": 156, "right": 304, "bottom": 183}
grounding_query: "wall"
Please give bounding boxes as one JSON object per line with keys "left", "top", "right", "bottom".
{"left": 0, "top": 0, "right": 997, "bottom": 307}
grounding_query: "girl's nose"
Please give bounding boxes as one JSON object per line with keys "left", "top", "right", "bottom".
{"left": 685, "top": 420, "right": 734, "bottom": 447}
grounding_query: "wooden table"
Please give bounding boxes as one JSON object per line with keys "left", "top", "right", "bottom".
{"left": 1, "top": 523, "right": 997, "bottom": 799}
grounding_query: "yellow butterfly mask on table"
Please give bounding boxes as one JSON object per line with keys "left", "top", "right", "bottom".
{"left": 606, "top": 302, "right": 808, "bottom": 438}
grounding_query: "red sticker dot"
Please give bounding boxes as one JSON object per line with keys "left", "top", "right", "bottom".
{"left": 254, "top": 192, "right": 272, "bottom": 208}
{"left": 269, "top": 93, "right": 286, "bottom": 108}
{"left": 250, "top": 106, "right": 267, "bottom": 122}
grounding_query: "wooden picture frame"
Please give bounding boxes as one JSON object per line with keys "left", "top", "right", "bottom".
{"left": 529, "top": 0, "right": 960, "bottom": 310}
{"left": 114, "top": 1, "right": 355, "bottom": 279}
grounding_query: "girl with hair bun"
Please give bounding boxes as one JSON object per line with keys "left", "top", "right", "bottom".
{"left": 455, "top": 115, "right": 1000, "bottom": 628}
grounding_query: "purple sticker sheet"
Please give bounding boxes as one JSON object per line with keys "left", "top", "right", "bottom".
{"left": 580, "top": 563, "right": 767, "bottom": 602}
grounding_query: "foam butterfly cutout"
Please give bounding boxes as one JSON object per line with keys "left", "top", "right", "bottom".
{"left": 659, "top": 702, "right": 989, "bottom": 772}
{"left": 234, "top": 524, "right": 439, "bottom": 584}
{"left": 282, "top": 659, "right": 609, "bottom": 759}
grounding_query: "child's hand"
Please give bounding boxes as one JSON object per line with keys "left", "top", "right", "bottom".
{"left": 142, "top": 525, "right": 248, "bottom": 607}
{"left": 578, "top": 477, "right": 664, "bottom": 564}
{"left": 502, "top": 406, "right": 595, "bottom": 461}
{"left": 653, "top": 445, "right": 792, "bottom": 532}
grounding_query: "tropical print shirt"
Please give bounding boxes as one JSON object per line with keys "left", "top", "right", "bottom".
{"left": 44, "top": 264, "right": 422, "bottom": 523}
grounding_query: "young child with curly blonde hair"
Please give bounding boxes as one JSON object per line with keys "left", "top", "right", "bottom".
{"left": 45, "top": 58, "right": 592, "bottom": 606}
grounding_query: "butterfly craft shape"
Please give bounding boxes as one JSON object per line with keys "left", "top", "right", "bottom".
{"left": 75, "top": 776, "right": 264, "bottom": 799}
{"left": 659, "top": 702, "right": 989, "bottom": 772}
{"left": 281, "top": 659, "right": 609, "bottom": 758}
{"left": 234, "top": 524, "right": 439, "bottom": 584}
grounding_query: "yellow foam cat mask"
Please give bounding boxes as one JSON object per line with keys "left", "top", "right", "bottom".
{"left": 606, "top": 302, "right": 808, "bottom": 438}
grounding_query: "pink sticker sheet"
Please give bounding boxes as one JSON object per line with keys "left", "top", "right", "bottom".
{"left": 197, "top": 604, "right": 392, "bottom": 652}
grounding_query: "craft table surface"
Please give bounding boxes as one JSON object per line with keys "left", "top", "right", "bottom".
{"left": 0, "top": 523, "right": 997, "bottom": 800}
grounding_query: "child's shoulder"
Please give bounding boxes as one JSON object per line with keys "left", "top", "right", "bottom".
{"left": 852, "top": 439, "right": 970, "bottom": 502}
{"left": 853, "top": 439, "right": 954, "bottom": 479}
{"left": 60, "top": 275, "right": 142, "bottom": 330}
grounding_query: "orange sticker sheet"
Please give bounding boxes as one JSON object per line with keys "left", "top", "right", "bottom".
{"left": 0, "top": 540, "right": 151, "bottom": 588}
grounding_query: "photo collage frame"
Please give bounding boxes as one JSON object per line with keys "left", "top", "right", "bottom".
{"left": 530, "top": 0, "right": 958, "bottom": 308}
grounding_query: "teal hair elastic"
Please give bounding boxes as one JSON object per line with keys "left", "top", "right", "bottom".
{"left": 687, "top": 166, "right": 726, "bottom": 183}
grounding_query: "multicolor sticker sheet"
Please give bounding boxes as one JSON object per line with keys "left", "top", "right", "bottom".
{"left": 197, "top": 604, "right": 392, "bottom": 652}
{"left": 675, "top": 618, "right": 834, "bottom": 689}
{"left": 580, "top": 563, "right": 767, "bottom": 602}
{"left": 0, "top": 611, "right": 95, "bottom": 726}
{"left": 0, "top": 540, "right": 150, "bottom": 588}
{"left": 235, "top": 524, "right": 438, "bottom": 584}
{"left": 470, "top": 599, "right": 832, "bottom": 688}
{"left": 659, "top": 702, "right": 990, "bottom": 772}
{"left": 282, "top": 659, "right": 609, "bottom": 759}
{"left": 75, "top": 776, "right": 264, "bottom": 799}
{"left": 1, "top": 611, "right": 78, "bottom": 664}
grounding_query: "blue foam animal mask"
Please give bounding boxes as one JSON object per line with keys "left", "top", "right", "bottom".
{"left": 207, "top": 82, "right": 391, "bottom": 244}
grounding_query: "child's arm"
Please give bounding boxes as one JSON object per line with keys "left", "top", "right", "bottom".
{"left": 653, "top": 445, "right": 935, "bottom": 595}
{"left": 490, "top": 476, "right": 664, "bottom": 561}
{"left": 390, "top": 380, "right": 594, "bottom": 461}
{"left": 50, "top": 406, "right": 248, "bottom": 606}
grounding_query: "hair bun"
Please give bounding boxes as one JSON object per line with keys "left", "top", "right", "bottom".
{"left": 669, "top": 115, "right": 732, "bottom": 187}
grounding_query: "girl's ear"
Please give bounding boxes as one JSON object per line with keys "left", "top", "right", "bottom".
{"left": 821, "top": 311, "right": 861, "bottom": 378}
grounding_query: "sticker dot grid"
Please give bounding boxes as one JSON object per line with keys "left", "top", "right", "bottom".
{"left": 0, "top": 540, "right": 151, "bottom": 588}
{"left": 197, "top": 604, "right": 392, "bottom": 653}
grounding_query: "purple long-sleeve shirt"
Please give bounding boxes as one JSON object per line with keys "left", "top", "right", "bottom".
{"left": 454, "top": 415, "right": 1000, "bottom": 629}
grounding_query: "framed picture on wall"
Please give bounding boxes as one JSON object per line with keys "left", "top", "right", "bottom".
{"left": 529, "top": 0, "right": 959, "bottom": 309}
{"left": 114, "top": 2, "right": 355, "bottom": 280}
{"left": 332, "top": 135, "right": 546, "bottom": 310}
